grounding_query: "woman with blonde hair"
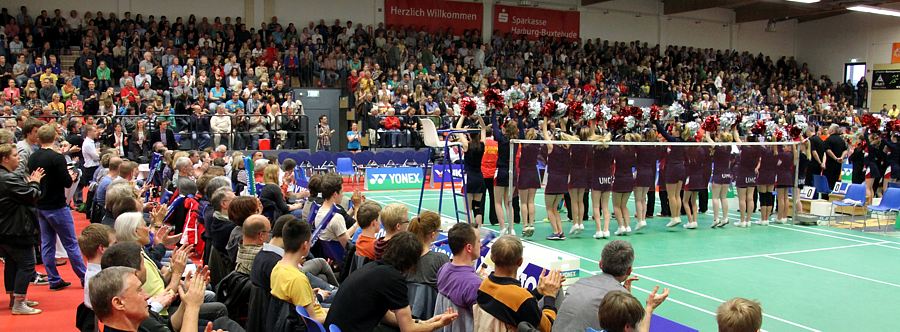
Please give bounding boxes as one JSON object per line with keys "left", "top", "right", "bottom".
{"left": 259, "top": 164, "right": 303, "bottom": 221}
{"left": 706, "top": 131, "right": 735, "bottom": 227}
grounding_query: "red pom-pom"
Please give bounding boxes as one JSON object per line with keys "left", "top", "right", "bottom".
{"left": 861, "top": 114, "right": 881, "bottom": 132}
{"left": 695, "top": 129, "right": 704, "bottom": 142}
{"left": 775, "top": 130, "right": 784, "bottom": 142}
{"left": 619, "top": 106, "right": 643, "bottom": 120}
{"left": 460, "top": 97, "right": 476, "bottom": 117}
{"left": 483, "top": 88, "right": 504, "bottom": 109}
{"left": 541, "top": 100, "right": 557, "bottom": 118}
{"left": 513, "top": 100, "right": 528, "bottom": 115}
{"left": 889, "top": 119, "right": 900, "bottom": 133}
{"left": 567, "top": 101, "right": 584, "bottom": 121}
{"left": 701, "top": 115, "right": 719, "bottom": 133}
{"left": 649, "top": 105, "right": 660, "bottom": 121}
{"left": 607, "top": 115, "right": 625, "bottom": 132}
{"left": 787, "top": 125, "right": 802, "bottom": 140}
{"left": 751, "top": 120, "right": 766, "bottom": 136}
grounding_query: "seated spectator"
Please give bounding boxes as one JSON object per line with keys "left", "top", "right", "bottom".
{"left": 591, "top": 289, "right": 668, "bottom": 332}
{"left": 374, "top": 203, "right": 409, "bottom": 261}
{"left": 89, "top": 266, "right": 152, "bottom": 332}
{"left": 205, "top": 187, "right": 236, "bottom": 255}
{"left": 554, "top": 240, "right": 636, "bottom": 331}
{"left": 325, "top": 232, "right": 458, "bottom": 331}
{"left": 407, "top": 210, "right": 449, "bottom": 288}
{"left": 78, "top": 224, "right": 116, "bottom": 309}
{"left": 270, "top": 216, "right": 328, "bottom": 323}
{"left": 312, "top": 173, "right": 357, "bottom": 248}
{"left": 475, "top": 235, "right": 562, "bottom": 332}
{"left": 354, "top": 201, "right": 382, "bottom": 261}
{"left": 226, "top": 196, "right": 263, "bottom": 263}
{"left": 717, "top": 298, "right": 763, "bottom": 332}
{"left": 437, "top": 222, "right": 482, "bottom": 317}
{"left": 259, "top": 164, "right": 302, "bottom": 221}
{"left": 235, "top": 215, "right": 270, "bottom": 275}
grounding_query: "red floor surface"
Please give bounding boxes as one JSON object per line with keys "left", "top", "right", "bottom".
{"left": 0, "top": 209, "right": 89, "bottom": 332}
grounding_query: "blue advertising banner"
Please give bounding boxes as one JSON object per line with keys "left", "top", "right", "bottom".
{"left": 432, "top": 164, "right": 465, "bottom": 183}
{"left": 365, "top": 167, "right": 424, "bottom": 190}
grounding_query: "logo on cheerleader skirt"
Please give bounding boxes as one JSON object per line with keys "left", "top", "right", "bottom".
{"left": 365, "top": 167, "right": 424, "bottom": 190}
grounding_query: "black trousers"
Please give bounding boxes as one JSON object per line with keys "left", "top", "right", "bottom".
{"left": 646, "top": 189, "right": 656, "bottom": 217}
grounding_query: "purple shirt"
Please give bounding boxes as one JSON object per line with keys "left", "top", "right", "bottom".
{"left": 436, "top": 262, "right": 482, "bottom": 309}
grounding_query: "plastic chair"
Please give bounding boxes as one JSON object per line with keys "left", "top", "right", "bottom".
{"left": 830, "top": 183, "right": 867, "bottom": 227}
{"left": 813, "top": 175, "right": 832, "bottom": 198}
{"left": 329, "top": 325, "right": 342, "bottom": 332}
{"left": 421, "top": 118, "right": 443, "bottom": 149}
{"left": 336, "top": 157, "right": 356, "bottom": 182}
{"left": 866, "top": 187, "right": 900, "bottom": 231}
{"left": 295, "top": 306, "right": 326, "bottom": 332}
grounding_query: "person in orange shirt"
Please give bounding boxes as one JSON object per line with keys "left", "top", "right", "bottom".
{"left": 481, "top": 131, "right": 499, "bottom": 226}
{"left": 354, "top": 201, "right": 382, "bottom": 261}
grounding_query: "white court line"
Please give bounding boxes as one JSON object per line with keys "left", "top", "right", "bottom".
{"left": 764, "top": 255, "right": 900, "bottom": 289}
{"left": 771, "top": 224, "right": 900, "bottom": 246}
{"left": 633, "top": 241, "right": 890, "bottom": 269}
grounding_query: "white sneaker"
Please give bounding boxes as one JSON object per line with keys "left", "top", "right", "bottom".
{"left": 604, "top": 231, "right": 611, "bottom": 238}
{"left": 593, "top": 231, "right": 604, "bottom": 239}
{"left": 579, "top": 224, "right": 586, "bottom": 232}
{"left": 774, "top": 218, "right": 787, "bottom": 224}
{"left": 635, "top": 220, "right": 647, "bottom": 231}
{"left": 666, "top": 217, "right": 682, "bottom": 227}
{"left": 683, "top": 222, "right": 697, "bottom": 229}
{"left": 711, "top": 219, "right": 720, "bottom": 228}
{"left": 758, "top": 220, "right": 769, "bottom": 226}
{"left": 569, "top": 225, "right": 579, "bottom": 235}
{"left": 614, "top": 228, "right": 627, "bottom": 236}
{"left": 509, "top": 226, "right": 517, "bottom": 236}
{"left": 625, "top": 226, "right": 632, "bottom": 233}
{"left": 721, "top": 218, "right": 729, "bottom": 227}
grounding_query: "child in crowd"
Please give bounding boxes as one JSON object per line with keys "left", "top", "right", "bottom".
{"left": 373, "top": 203, "right": 408, "bottom": 261}
{"left": 354, "top": 201, "right": 382, "bottom": 261}
{"left": 717, "top": 298, "right": 763, "bottom": 332}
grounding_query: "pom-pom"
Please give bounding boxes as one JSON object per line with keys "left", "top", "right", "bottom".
{"left": 582, "top": 103, "right": 596, "bottom": 121}
{"left": 554, "top": 102, "right": 568, "bottom": 119}
{"left": 787, "top": 124, "right": 802, "bottom": 140}
{"left": 541, "top": 100, "right": 557, "bottom": 118}
{"left": 624, "top": 116, "right": 636, "bottom": 130}
{"left": 503, "top": 88, "right": 525, "bottom": 105}
{"left": 599, "top": 104, "right": 612, "bottom": 121}
{"left": 474, "top": 97, "right": 487, "bottom": 117}
{"left": 741, "top": 116, "right": 757, "bottom": 132}
{"left": 649, "top": 105, "right": 660, "bottom": 122}
{"left": 721, "top": 112, "right": 738, "bottom": 129}
{"left": 765, "top": 121, "right": 779, "bottom": 137}
{"left": 453, "top": 103, "right": 461, "bottom": 116}
{"left": 483, "top": 88, "right": 504, "bottom": 109}
{"left": 701, "top": 115, "right": 720, "bottom": 133}
{"left": 567, "top": 101, "right": 584, "bottom": 121}
{"left": 861, "top": 113, "right": 881, "bottom": 132}
{"left": 513, "top": 99, "right": 529, "bottom": 115}
{"left": 459, "top": 97, "right": 476, "bottom": 117}
{"left": 607, "top": 115, "right": 625, "bottom": 132}
{"left": 751, "top": 120, "right": 766, "bottom": 136}
{"left": 889, "top": 119, "right": 900, "bottom": 134}
{"left": 667, "top": 102, "right": 685, "bottom": 120}
{"left": 528, "top": 100, "right": 542, "bottom": 119}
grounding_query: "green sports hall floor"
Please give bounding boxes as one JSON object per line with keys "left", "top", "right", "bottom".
{"left": 355, "top": 188, "right": 900, "bottom": 332}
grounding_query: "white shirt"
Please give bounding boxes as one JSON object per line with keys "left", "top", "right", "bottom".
{"left": 83, "top": 263, "right": 102, "bottom": 308}
{"left": 83, "top": 137, "right": 100, "bottom": 168}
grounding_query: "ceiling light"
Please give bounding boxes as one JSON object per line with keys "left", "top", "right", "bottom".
{"left": 786, "top": 0, "right": 820, "bottom": 3}
{"left": 848, "top": 5, "right": 900, "bottom": 17}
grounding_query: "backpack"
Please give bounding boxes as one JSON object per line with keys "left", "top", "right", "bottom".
{"left": 216, "top": 271, "right": 252, "bottom": 326}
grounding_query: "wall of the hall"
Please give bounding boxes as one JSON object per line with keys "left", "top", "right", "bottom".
{"left": 797, "top": 12, "right": 900, "bottom": 86}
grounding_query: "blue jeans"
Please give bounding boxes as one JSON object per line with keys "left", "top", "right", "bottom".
{"left": 37, "top": 207, "right": 87, "bottom": 286}
{"left": 0, "top": 244, "right": 36, "bottom": 295}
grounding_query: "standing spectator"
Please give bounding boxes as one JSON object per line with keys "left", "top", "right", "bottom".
{"left": 80, "top": 124, "right": 100, "bottom": 205}
{"left": 824, "top": 124, "right": 848, "bottom": 189}
{"left": 28, "top": 123, "right": 86, "bottom": 290}
{"left": 0, "top": 143, "right": 45, "bottom": 315}
{"left": 151, "top": 120, "right": 179, "bottom": 151}
{"left": 316, "top": 115, "right": 333, "bottom": 151}
{"left": 346, "top": 122, "right": 360, "bottom": 152}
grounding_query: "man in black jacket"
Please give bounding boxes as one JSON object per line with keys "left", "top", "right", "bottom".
{"left": 151, "top": 120, "right": 180, "bottom": 151}
{"left": 0, "top": 143, "right": 45, "bottom": 314}
{"left": 28, "top": 123, "right": 86, "bottom": 291}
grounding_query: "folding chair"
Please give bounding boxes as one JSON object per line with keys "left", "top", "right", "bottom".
{"left": 830, "top": 183, "right": 867, "bottom": 228}
{"left": 866, "top": 187, "right": 900, "bottom": 232}
{"left": 295, "top": 306, "right": 326, "bottom": 332}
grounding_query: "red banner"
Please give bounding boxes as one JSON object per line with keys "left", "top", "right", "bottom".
{"left": 493, "top": 4, "right": 580, "bottom": 40}
{"left": 385, "top": 0, "right": 483, "bottom": 34}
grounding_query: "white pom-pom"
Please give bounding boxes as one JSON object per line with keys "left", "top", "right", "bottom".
{"left": 765, "top": 121, "right": 778, "bottom": 137}
{"left": 528, "top": 100, "right": 541, "bottom": 119}
{"left": 720, "top": 112, "right": 737, "bottom": 129}
{"left": 599, "top": 104, "right": 612, "bottom": 121}
{"left": 453, "top": 104, "right": 461, "bottom": 115}
{"left": 741, "top": 116, "right": 756, "bottom": 131}
{"left": 582, "top": 103, "right": 596, "bottom": 121}
{"left": 503, "top": 88, "right": 524, "bottom": 105}
{"left": 554, "top": 102, "right": 568, "bottom": 119}
{"left": 668, "top": 102, "right": 685, "bottom": 119}
{"left": 474, "top": 97, "right": 487, "bottom": 116}
{"left": 685, "top": 121, "right": 700, "bottom": 136}
{"left": 625, "top": 116, "right": 636, "bottom": 130}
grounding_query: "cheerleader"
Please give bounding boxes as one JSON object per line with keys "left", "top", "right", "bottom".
{"left": 705, "top": 131, "right": 735, "bottom": 228}
{"left": 542, "top": 116, "right": 571, "bottom": 240}
{"left": 774, "top": 143, "right": 796, "bottom": 224}
{"left": 881, "top": 133, "right": 900, "bottom": 191}
{"left": 457, "top": 115, "right": 487, "bottom": 227}
{"left": 862, "top": 129, "right": 887, "bottom": 203}
{"left": 683, "top": 143, "right": 710, "bottom": 230}
{"left": 733, "top": 128, "right": 760, "bottom": 228}
{"left": 611, "top": 133, "right": 638, "bottom": 235}
{"left": 517, "top": 127, "right": 541, "bottom": 237}
{"left": 756, "top": 135, "right": 779, "bottom": 225}
{"left": 590, "top": 125, "right": 613, "bottom": 239}
{"left": 656, "top": 121, "right": 690, "bottom": 228}
{"left": 567, "top": 126, "right": 593, "bottom": 235}
{"left": 492, "top": 111, "right": 518, "bottom": 235}
{"left": 633, "top": 129, "right": 660, "bottom": 231}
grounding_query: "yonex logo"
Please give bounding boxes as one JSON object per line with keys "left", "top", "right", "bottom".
{"left": 370, "top": 174, "right": 388, "bottom": 185}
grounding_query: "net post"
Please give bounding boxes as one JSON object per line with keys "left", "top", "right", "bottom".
{"left": 508, "top": 140, "right": 515, "bottom": 234}
{"left": 792, "top": 140, "right": 800, "bottom": 225}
